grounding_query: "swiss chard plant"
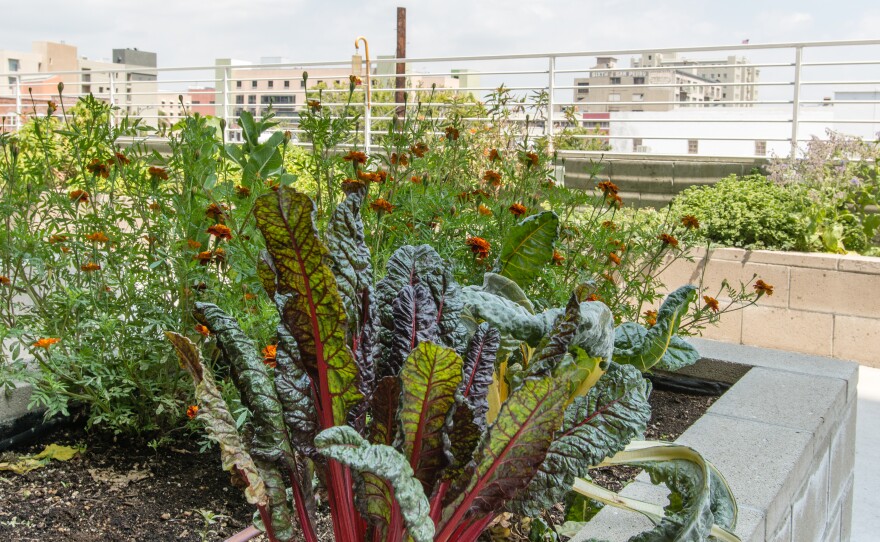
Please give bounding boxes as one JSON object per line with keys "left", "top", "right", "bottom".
{"left": 166, "top": 182, "right": 740, "bottom": 542}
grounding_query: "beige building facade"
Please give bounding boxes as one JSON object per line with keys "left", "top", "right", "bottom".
{"left": 632, "top": 51, "right": 759, "bottom": 105}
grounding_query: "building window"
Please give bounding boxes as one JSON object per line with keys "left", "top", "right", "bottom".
{"left": 235, "top": 95, "right": 244, "bottom": 104}
{"left": 8, "top": 59, "right": 20, "bottom": 72}
{"left": 284, "top": 80, "right": 290, "bottom": 88}
{"left": 633, "top": 138, "right": 643, "bottom": 150}
{"left": 633, "top": 77, "right": 645, "bottom": 85}
{"left": 248, "top": 95, "right": 256, "bottom": 104}
{"left": 236, "top": 81, "right": 242, "bottom": 88}
{"left": 268, "top": 81, "right": 274, "bottom": 88}
{"left": 300, "top": 80, "right": 306, "bottom": 88}
{"left": 755, "top": 140, "right": 767, "bottom": 156}
{"left": 632, "top": 93, "right": 644, "bottom": 102}
{"left": 608, "top": 93, "right": 621, "bottom": 102}
{"left": 688, "top": 140, "right": 699, "bottom": 154}
{"left": 610, "top": 77, "right": 621, "bottom": 85}
{"left": 251, "top": 80, "right": 257, "bottom": 89}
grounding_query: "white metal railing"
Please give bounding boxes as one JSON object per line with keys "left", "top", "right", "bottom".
{"left": 1, "top": 39, "right": 879, "bottom": 159}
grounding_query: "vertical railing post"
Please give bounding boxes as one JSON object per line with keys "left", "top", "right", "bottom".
{"left": 364, "top": 73, "right": 372, "bottom": 155}
{"left": 547, "top": 56, "right": 556, "bottom": 152}
{"left": 108, "top": 71, "right": 116, "bottom": 131}
{"left": 790, "top": 46, "right": 803, "bottom": 159}
{"left": 222, "top": 66, "right": 231, "bottom": 139}
{"left": 14, "top": 76, "right": 22, "bottom": 131}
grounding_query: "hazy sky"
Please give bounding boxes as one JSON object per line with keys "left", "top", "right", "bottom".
{"left": 2, "top": 0, "right": 878, "bottom": 67}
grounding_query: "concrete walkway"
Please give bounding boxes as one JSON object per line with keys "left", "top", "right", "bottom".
{"left": 853, "top": 365, "right": 880, "bottom": 542}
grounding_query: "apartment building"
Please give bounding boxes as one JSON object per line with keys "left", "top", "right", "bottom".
{"left": 632, "top": 51, "right": 759, "bottom": 105}
{"left": 574, "top": 56, "right": 723, "bottom": 113}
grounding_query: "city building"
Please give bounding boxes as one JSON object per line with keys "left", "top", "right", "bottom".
{"left": 632, "top": 51, "right": 759, "bottom": 105}
{"left": 573, "top": 56, "right": 724, "bottom": 113}
{"left": 188, "top": 86, "right": 216, "bottom": 117}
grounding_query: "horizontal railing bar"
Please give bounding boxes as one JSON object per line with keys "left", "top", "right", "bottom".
{"left": 553, "top": 62, "right": 794, "bottom": 74}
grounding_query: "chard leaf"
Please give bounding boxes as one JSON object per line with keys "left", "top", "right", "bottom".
{"left": 315, "top": 426, "right": 435, "bottom": 542}
{"left": 493, "top": 211, "right": 559, "bottom": 288}
{"left": 389, "top": 283, "right": 439, "bottom": 377}
{"left": 459, "top": 322, "right": 500, "bottom": 428}
{"left": 275, "top": 325, "right": 319, "bottom": 458}
{"left": 529, "top": 295, "right": 615, "bottom": 378}
{"left": 478, "top": 272, "right": 535, "bottom": 313}
{"left": 166, "top": 332, "right": 295, "bottom": 541}
{"left": 508, "top": 363, "right": 651, "bottom": 516}
{"left": 257, "top": 251, "right": 279, "bottom": 299}
{"left": 461, "top": 285, "right": 561, "bottom": 347}
{"left": 442, "top": 399, "right": 482, "bottom": 484}
{"left": 655, "top": 335, "right": 700, "bottom": 372}
{"left": 439, "top": 372, "right": 569, "bottom": 533}
{"left": 377, "top": 245, "right": 465, "bottom": 355}
{"left": 194, "top": 303, "right": 294, "bottom": 463}
{"left": 400, "top": 342, "right": 462, "bottom": 492}
{"left": 613, "top": 286, "right": 697, "bottom": 372}
{"left": 370, "top": 376, "right": 402, "bottom": 446}
{"left": 164, "top": 332, "right": 269, "bottom": 507}
{"left": 254, "top": 187, "right": 361, "bottom": 427}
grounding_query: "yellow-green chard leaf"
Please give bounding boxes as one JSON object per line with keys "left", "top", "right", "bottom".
{"left": 315, "top": 425, "right": 435, "bottom": 542}
{"left": 613, "top": 285, "right": 697, "bottom": 372}
{"left": 254, "top": 186, "right": 361, "bottom": 428}
{"left": 493, "top": 211, "right": 560, "bottom": 288}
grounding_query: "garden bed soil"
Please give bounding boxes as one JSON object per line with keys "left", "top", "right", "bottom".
{"left": 0, "top": 389, "right": 716, "bottom": 542}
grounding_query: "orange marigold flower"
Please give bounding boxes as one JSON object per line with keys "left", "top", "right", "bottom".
{"left": 343, "top": 151, "right": 367, "bottom": 164}
{"left": 235, "top": 185, "right": 251, "bottom": 198}
{"left": 148, "top": 201, "right": 161, "bottom": 212}
{"left": 644, "top": 310, "right": 658, "bottom": 327}
{"left": 205, "top": 203, "right": 229, "bottom": 222}
{"left": 391, "top": 153, "right": 409, "bottom": 167}
{"left": 444, "top": 126, "right": 460, "bottom": 141}
{"left": 754, "top": 280, "right": 774, "bottom": 296}
{"left": 349, "top": 75, "right": 362, "bottom": 86}
{"left": 466, "top": 236, "right": 491, "bottom": 260}
{"left": 586, "top": 293, "right": 602, "bottom": 302}
{"left": 61, "top": 247, "right": 70, "bottom": 253}
{"left": 80, "top": 262, "right": 101, "bottom": 272}
{"left": 244, "top": 292, "right": 257, "bottom": 301}
{"left": 187, "top": 239, "right": 202, "bottom": 250}
{"left": 357, "top": 171, "right": 381, "bottom": 183}
{"left": 47, "top": 101, "right": 57, "bottom": 114}
{"left": 49, "top": 234, "right": 69, "bottom": 244}
{"left": 602, "top": 272, "right": 617, "bottom": 285}
{"left": 410, "top": 142, "right": 429, "bottom": 157}
{"left": 307, "top": 99, "right": 322, "bottom": 111}
{"left": 552, "top": 250, "right": 565, "bottom": 265}
{"left": 658, "top": 233, "right": 679, "bottom": 247}
{"left": 213, "top": 247, "right": 226, "bottom": 263}
{"left": 509, "top": 203, "right": 527, "bottom": 217}
{"left": 148, "top": 166, "right": 169, "bottom": 180}
{"left": 482, "top": 170, "right": 502, "bottom": 187}
{"left": 85, "top": 231, "right": 109, "bottom": 243}
{"left": 703, "top": 296, "right": 720, "bottom": 313}
{"left": 86, "top": 158, "right": 110, "bottom": 179}
{"left": 195, "top": 324, "right": 211, "bottom": 337}
{"left": 608, "top": 252, "right": 621, "bottom": 265}
{"left": 522, "top": 152, "right": 539, "bottom": 167}
{"left": 113, "top": 152, "right": 130, "bottom": 166}
{"left": 33, "top": 337, "right": 61, "bottom": 349}
{"left": 342, "top": 179, "right": 366, "bottom": 192}
{"left": 477, "top": 204, "right": 493, "bottom": 216}
{"left": 608, "top": 193, "right": 623, "bottom": 208}
{"left": 69, "top": 189, "right": 90, "bottom": 204}
{"left": 601, "top": 220, "right": 617, "bottom": 231}
{"left": 597, "top": 180, "right": 619, "bottom": 196}
{"left": 681, "top": 215, "right": 700, "bottom": 229}
{"left": 186, "top": 405, "right": 199, "bottom": 419}
{"left": 262, "top": 344, "right": 278, "bottom": 368}
{"left": 369, "top": 198, "right": 394, "bottom": 213}
{"left": 0, "top": 276, "right": 10, "bottom": 286}
{"left": 207, "top": 224, "right": 232, "bottom": 240}
{"left": 194, "top": 250, "right": 213, "bottom": 263}
{"left": 410, "top": 176, "right": 422, "bottom": 184}
{"left": 374, "top": 170, "right": 388, "bottom": 183}
{"left": 488, "top": 149, "right": 501, "bottom": 162}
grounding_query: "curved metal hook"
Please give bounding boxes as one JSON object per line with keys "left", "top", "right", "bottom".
{"left": 354, "top": 36, "right": 371, "bottom": 107}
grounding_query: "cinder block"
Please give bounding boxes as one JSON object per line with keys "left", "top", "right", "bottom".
{"left": 791, "top": 449, "right": 830, "bottom": 542}
{"left": 822, "top": 499, "right": 842, "bottom": 542}
{"left": 829, "top": 403, "right": 857, "bottom": 509}
{"left": 790, "top": 267, "right": 880, "bottom": 318}
{"left": 675, "top": 413, "right": 813, "bottom": 533}
{"left": 742, "top": 306, "right": 834, "bottom": 357}
{"left": 699, "top": 304, "right": 744, "bottom": 344}
{"left": 0, "top": 381, "right": 37, "bottom": 427}
{"left": 744, "top": 250, "right": 840, "bottom": 271}
{"left": 696, "top": 260, "right": 789, "bottom": 309}
{"left": 840, "top": 476, "right": 853, "bottom": 542}
{"left": 833, "top": 315, "right": 880, "bottom": 367}
{"left": 770, "top": 513, "right": 793, "bottom": 542}
{"left": 837, "top": 254, "right": 880, "bottom": 275}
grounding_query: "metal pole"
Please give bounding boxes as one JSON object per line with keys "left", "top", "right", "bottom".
{"left": 547, "top": 56, "right": 556, "bottom": 152}
{"left": 395, "top": 7, "right": 406, "bottom": 118}
{"left": 790, "top": 46, "right": 803, "bottom": 158}
{"left": 108, "top": 71, "right": 116, "bottom": 130}
{"left": 222, "top": 66, "right": 230, "bottom": 138}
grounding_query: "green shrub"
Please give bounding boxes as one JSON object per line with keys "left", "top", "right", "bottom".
{"left": 672, "top": 173, "right": 809, "bottom": 251}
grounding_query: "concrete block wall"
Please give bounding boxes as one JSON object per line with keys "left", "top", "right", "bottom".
{"left": 654, "top": 247, "right": 880, "bottom": 367}
{"left": 573, "top": 339, "right": 859, "bottom": 542}
{"left": 563, "top": 155, "right": 765, "bottom": 208}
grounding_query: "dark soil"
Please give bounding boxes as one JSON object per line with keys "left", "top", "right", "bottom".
{"left": 0, "top": 388, "right": 716, "bottom": 541}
